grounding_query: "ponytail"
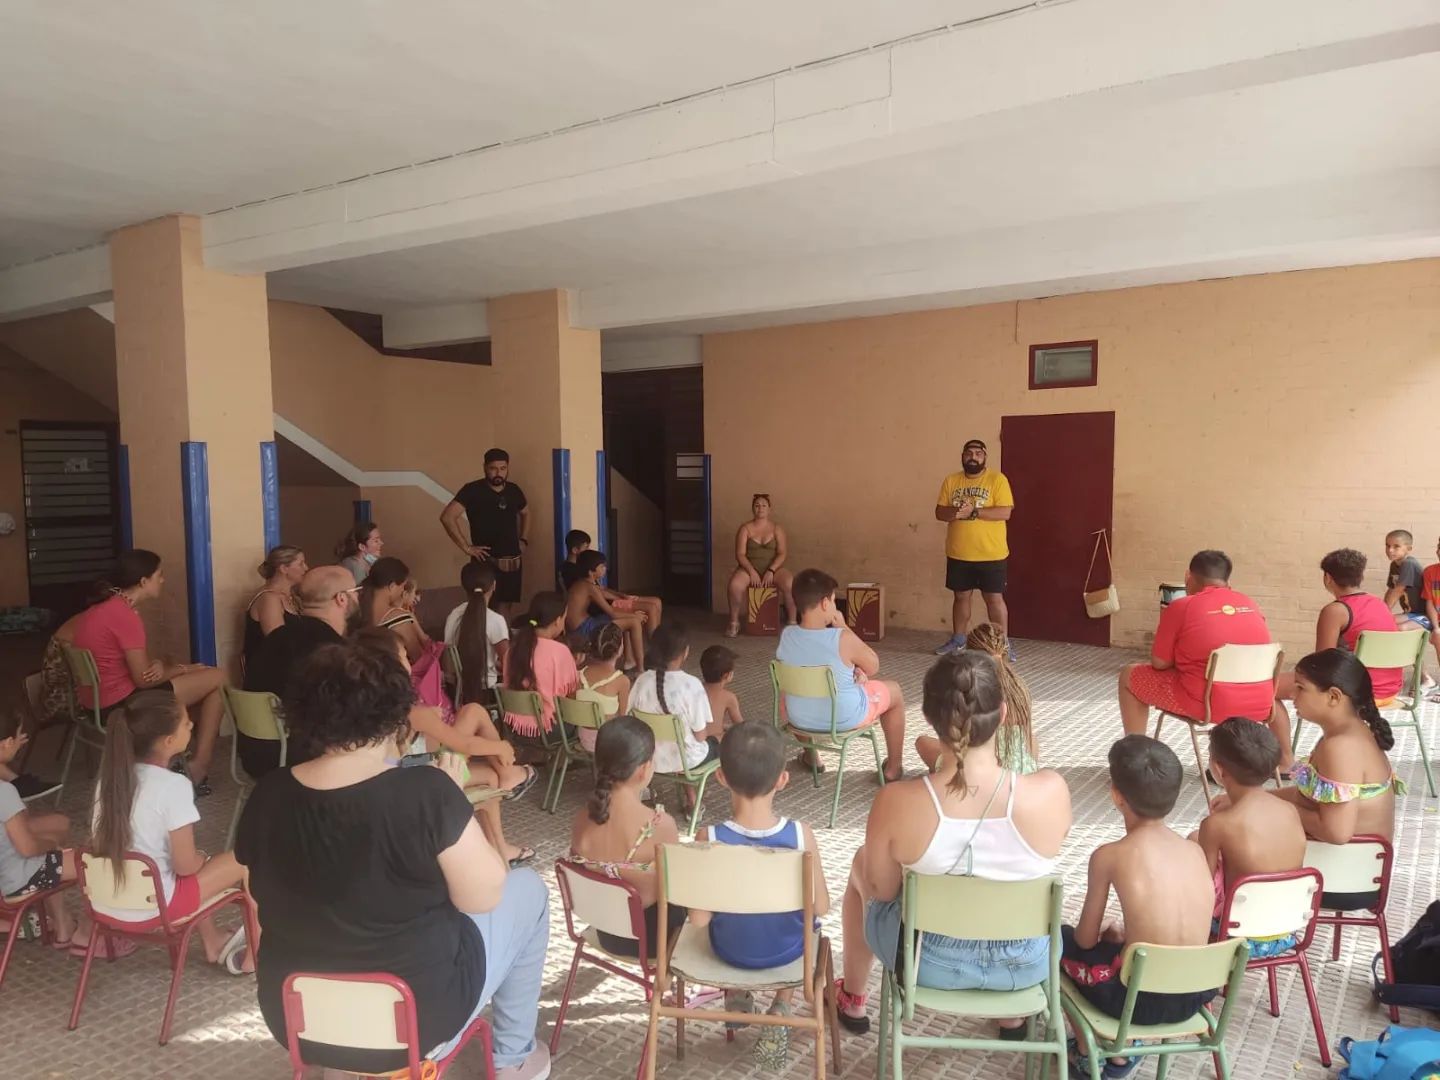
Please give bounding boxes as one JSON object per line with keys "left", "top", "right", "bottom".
{"left": 588, "top": 716, "right": 655, "bottom": 824}
{"left": 921, "top": 652, "right": 1004, "bottom": 796}
{"left": 258, "top": 545, "right": 304, "bottom": 581}
{"left": 966, "top": 623, "right": 1034, "bottom": 753}
{"left": 358, "top": 556, "right": 410, "bottom": 627}
{"left": 507, "top": 591, "right": 567, "bottom": 692}
{"left": 94, "top": 690, "right": 183, "bottom": 887}
{"left": 1294, "top": 648, "right": 1395, "bottom": 751}
{"left": 457, "top": 562, "right": 497, "bottom": 701}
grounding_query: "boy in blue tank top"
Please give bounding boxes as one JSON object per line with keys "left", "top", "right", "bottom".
{"left": 691, "top": 722, "right": 830, "bottom": 1070}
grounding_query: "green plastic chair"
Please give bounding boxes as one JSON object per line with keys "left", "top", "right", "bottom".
{"left": 1060, "top": 938, "right": 1249, "bottom": 1080}
{"left": 440, "top": 643, "right": 463, "bottom": 706}
{"left": 631, "top": 710, "right": 721, "bottom": 840}
{"left": 57, "top": 642, "right": 110, "bottom": 792}
{"left": 557, "top": 695, "right": 607, "bottom": 777}
{"left": 769, "top": 660, "right": 885, "bottom": 828}
{"left": 223, "top": 686, "right": 286, "bottom": 849}
{"left": 878, "top": 874, "right": 1066, "bottom": 1080}
{"left": 497, "top": 687, "right": 588, "bottom": 813}
{"left": 1299, "top": 629, "right": 1434, "bottom": 797}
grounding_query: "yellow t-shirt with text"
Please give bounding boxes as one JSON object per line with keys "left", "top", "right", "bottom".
{"left": 937, "top": 470, "right": 1014, "bottom": 562}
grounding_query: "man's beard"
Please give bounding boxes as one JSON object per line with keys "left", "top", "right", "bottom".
{"left": 488, "top": 476, "right": 506, "bottom": 487}
{"left": 962, "top": 461, "right": 984, "bottom": 476}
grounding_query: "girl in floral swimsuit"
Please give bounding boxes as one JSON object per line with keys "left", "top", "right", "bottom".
{"left": 1273, "top": 649, "right": 1400, "bottom": 908}
{"left": 569, "top": 716, "right": 687, "bottom": 958}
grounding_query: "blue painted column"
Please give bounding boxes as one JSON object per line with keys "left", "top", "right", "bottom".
{"left": 353, "top": 499, "right": 372, "bottom": 523}
{"left": 552, "top": 448, "right": 572, "bottom": 582}
{"left": 595, "top": 450, "right": 609, "bottom": 558}
{"left": 259, "top": 441, "right": 280, "bottom": 551}
{"left": 180, "top": 442, "right": 217, "bottom": 666}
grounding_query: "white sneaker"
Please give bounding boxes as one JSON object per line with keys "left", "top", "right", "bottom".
{"left": 496, "top": 1044, "right": 551, "bottom": 1080}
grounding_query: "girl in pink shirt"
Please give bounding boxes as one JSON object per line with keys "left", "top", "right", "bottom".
{"left": 65, "top": 550, "right": 227, "bottom": 793}
{"left": 501, "top": 592, "right": 578, "bottom": 741}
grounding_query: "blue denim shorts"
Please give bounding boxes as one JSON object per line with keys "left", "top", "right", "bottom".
{"left": 1402, "top": 612, "right": 1434, "bottom": 632}
{"left": 864, "top": 897, "right": 1049, "bottom": 991}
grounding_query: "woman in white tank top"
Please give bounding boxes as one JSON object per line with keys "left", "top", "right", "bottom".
{"left": 834, "top": 652, "right": 1073, "bottom": 1037}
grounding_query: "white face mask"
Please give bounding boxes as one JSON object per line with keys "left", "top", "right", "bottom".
{"left": 363, "top": 552, "right": 378, "bottom": 565}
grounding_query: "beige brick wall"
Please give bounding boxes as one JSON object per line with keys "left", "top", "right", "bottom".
{"left": 704, "top": 258, "right": 1440, "bottom": 661}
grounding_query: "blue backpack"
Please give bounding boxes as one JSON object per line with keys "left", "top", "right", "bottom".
{"left": 1338, "top": 1025, "right": 1440, "bottom": 1080}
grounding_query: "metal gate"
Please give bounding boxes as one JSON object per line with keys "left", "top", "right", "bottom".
{"left": 20, "top": 422, "right": 122, "bottom": 617}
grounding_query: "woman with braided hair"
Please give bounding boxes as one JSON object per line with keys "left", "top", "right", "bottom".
{"left": 1258, "top": 649, "right": 1399, "bottom": 852}
{"left": 569, "top": 716, "right": 686, "bottom": 958}
{"left": 916, "top": 623, "right": 1038, "bottom": 774}
{"left": 833, "top": 651, "right": 1072, "bottom": 1037}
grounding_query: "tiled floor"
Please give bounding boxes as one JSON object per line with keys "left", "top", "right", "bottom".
{"left": 2, "top": 618, "right": 1437, "bottom": 1079}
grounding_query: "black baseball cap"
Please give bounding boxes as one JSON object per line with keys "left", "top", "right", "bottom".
{"left": 962, "top": 439, "right": 987, "bottom": 453}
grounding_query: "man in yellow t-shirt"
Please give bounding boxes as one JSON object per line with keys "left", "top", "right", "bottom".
{"left": 934, "top": 438, "right": 1015, "bottom": 657}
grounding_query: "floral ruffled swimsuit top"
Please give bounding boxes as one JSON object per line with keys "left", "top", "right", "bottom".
{"left": 1289, "top": 758, "right": 1407, "bottom": 802}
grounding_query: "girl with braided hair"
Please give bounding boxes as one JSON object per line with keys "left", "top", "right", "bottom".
{"left": 1266, "top": 649, "right": 1399, "bottom": 856}
{"left": 834, "top": 651, "right": 1072, "bottom": 1037}
{"left": 916, "top": 623, "right": 1038, "bottom": 774}
{"left": 569, "top": 716, "right": 687, "bottom": 958}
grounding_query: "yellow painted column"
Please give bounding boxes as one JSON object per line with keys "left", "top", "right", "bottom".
{"left": 489, "top": 290, "right": 602, "bottom": 599}
{"left": 110, "top": 215, "right": 275, "bottom": 670}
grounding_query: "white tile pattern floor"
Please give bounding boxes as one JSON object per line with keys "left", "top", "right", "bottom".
{"left": 2, "top": 619, "right": 1437, "bottom": 1078}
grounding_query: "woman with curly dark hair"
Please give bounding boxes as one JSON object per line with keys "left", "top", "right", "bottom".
{"left": 234, "top": 638, "right": 550, "bottom": 1079}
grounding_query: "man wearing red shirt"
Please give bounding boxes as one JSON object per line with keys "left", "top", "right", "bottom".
{"left": 1120, "top": 550, "right": 1283, "bottom": 745}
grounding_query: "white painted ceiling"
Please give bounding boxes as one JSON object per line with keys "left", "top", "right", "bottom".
{"left": 0, "top": 0, "right": 1005, "bottom": 267}
{"left": 3, "top": 0, "right": 1438, "bottom": 335}
{"left": 270, "top": 53, "right": 1440, "bottom": 297}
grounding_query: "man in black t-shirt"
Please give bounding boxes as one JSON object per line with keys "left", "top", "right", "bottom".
{"left": 240, "top": 566, "right": 359, "bottom": 777}
{"left": 441, "top": 447, "right": 531, "bottom": 609}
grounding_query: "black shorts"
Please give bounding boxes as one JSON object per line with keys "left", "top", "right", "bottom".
{"left": 473, "top": 554, "right": 523, "bottom": 604}
{"left": 945, "top": 558, "right": 1007, "bottom": 595}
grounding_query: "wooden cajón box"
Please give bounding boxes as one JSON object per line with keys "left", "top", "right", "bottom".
{"left": 845, "top": 582, "right": 885, "bottom": 641}
{"left": 745, "top": 585, "right": 781, "bottom": 635}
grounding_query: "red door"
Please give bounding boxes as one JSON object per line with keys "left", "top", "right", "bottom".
{"left": 999, "top": 412, "right": 1115, "bottom": 646}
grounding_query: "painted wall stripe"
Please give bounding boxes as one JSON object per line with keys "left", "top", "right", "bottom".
{"left": 117, "top": 444, "right": 133, "bottom": 551}
{"left": 272, "top": 414, "right": 453, "bottom": 505}
{"left": 552, "top": 448, "right": 571, "bottom": 580}
{"left": 180, "top": 442, "right": 217, "bottom": 666}
{"left": 260, "top": 441, "right": 281, "bottom": 552}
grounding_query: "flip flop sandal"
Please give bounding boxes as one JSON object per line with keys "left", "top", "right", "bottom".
{"left": 49, "top": 932, "right": 76, "bottom": 952}
{"left": 792, "top": 753, "right": 826, "bottom": 774}
{"left": 70, "top": 935, "right": 139, "bottom": 960}
{"left": 504, "top": 765, "right": 539, "bottom": 801}
{"left": 217, "top": 926, "right": 248, "bottom": 973}
{"left": 224, "top": 946, "right": 251, "bottom": 976}
{"left": 724, "top": 623, "right": 740, "bottom": 638}
{"left": 508, "top": 847, "right": 537, "bottom": 869}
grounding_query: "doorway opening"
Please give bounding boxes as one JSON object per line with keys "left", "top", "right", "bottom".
{"left": 601, "top": 368, "right": 705, "bottom": 606}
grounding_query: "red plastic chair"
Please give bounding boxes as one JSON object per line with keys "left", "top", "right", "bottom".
{"left": 281, "top": 970, "right": 495, "bottom": 1080}
{"left": 0, "top": 877, "right": 75, "bottom": 990}
{"left": 552, "top": 859, "right": 657, "bottom": 1080}
{"left": 1215, "top": 867, "right": 1328, "bottom": 1066}
{"left": 67, "top": 850, "right": 258, "bottom": 1044}
{"left": 1303, "top": 835, "right": 1400, "bottom": 1022}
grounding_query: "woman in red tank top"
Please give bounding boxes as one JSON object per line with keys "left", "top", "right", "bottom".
{"left": 1274, "top": 549, "right": 1404, "bottom": 707}
{"left": 1313, "top": 549, "right": 1403, "bottom": 700}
